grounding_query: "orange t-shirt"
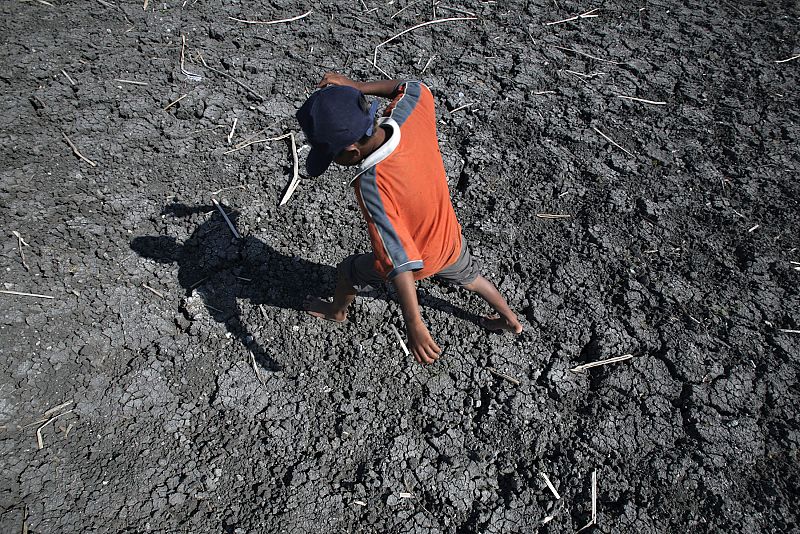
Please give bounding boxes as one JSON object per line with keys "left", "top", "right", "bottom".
{"left": 352, "top": 81, "right": 462, "bottom": 280}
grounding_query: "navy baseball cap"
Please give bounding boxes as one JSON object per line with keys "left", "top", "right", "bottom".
{"left": 296, "top": 85, "right": 379, "bottom": 177}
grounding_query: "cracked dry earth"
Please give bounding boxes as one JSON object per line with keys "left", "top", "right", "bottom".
{"left": 1, "top": 0, "right": 798, "bottom": 532}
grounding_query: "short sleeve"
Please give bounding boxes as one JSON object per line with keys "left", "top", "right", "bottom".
{"left": 384, "top": 81, "right": 434, "bottom": 126}
{"left": 355, "top": 172, "right": 424, "bottom": 280}
{"left": 369, "top": 204, "right": 423, "bottom": 279}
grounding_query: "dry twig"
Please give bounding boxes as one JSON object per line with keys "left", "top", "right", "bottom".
{"left": 420, "top": 55, "right": 436, "bottom": 73}
{"left": 449, "top": 103, "right": 473, "bottom": 114}
{"left": 279, "top": 133, "right": 301, "bottom": 206}
{"left": 233, "top": 128, "right": 268, "bottom": 149}
{"left": 779, "top": 329, "right": 800, "bottom": 334}
{"left": 187, "top": 125, "right": 226, "bottom": 137}
{"left": 540, "top": 472, "right": 561, "bottom": 500}
{"left": 575, "top": 470, "right": 598, "bottom": 532}
{"left": 228, "top": 9, "right": 313, "bottom": 24}
{"left": 142, "top": 283, "right": 165, "bottom": 299}
{"left": 211, "top": 198, "right": 242, "bottom": 239}
{"left": 390, "top": 324, "right": 410, "bottom": 357}
{"left": 43, "top": 400, "right": 73, "bottom": 418}
{"left": 392, "top": 0, "right": 422, "bottom": 18}
{"left": 437, "top": 5, "right": 476, "bottom": 17}
{"left": 553, "top": 45, "right": 623, "bottom": 64}
{"left": 190, "top": 277, "right": 208, "bottom": 290}
{"left": 61, "top": 69, "right": 76, "bottom": 85}
{"left": 592, "top": 126, "right": 634, "bottom": 157}
{"left": 113, "top": 78, "right": 149, "bottom": 86}
{"left": 564, "top": 69, "right": 605, "bottom": 79}
{"left": 163, "top": 93, "right": 188, "bottom": 111}
{"left": 21, "top": 418, "right": 48, "bottom": 429}
{"left": 180, "top": 35, "right": 203, "bottom": 82}
{"left": 210, "top": 184, "right": 247, "bottom": 195}
{"left": 616, "top": 95, "right": 666, "bottom": 105}
{"left": 61, "top": 131, "right": 97, "bottom": 167}
{"left": 223, "top": 132, "right": 290, "bottom": 155}
{"left": 36, "top": 409, "right": 73, "bottom": 449}
{"left": 545, "top": 8, "right": 599, "bottom": 26}
{"left": 197, "top": 52, "right": 265, "bottom": 101}
{"left": 373, "top": 17, "right": 477, "bottom": 76}
{"left": 0, "top": 290, "right": 54, "bottom": 299}
{"left": 250, "top": 351, "right": 265, "bottom": 385}
{"left": 227, "top": 117, "right": 238, "bottom": 145}
{"left": 12, "top": 231, "right": 31, "bottom": 271}
{"left": 487, "top": 367, "right": 520, "bottom": 386}
{"left": 571, "top": 354, "right": 633, "bottom": 372}
{"left": 775, "top": 54, "right": 800, "bottom": 64}
{"left": 536, "top": 213, "right": 571, "bottom": 219}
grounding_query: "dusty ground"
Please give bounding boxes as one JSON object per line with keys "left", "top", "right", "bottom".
{"left": 1, "top": 0, "right": 799, "bottom": 532}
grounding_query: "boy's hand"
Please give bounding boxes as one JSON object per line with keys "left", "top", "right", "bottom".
{"left": 407, "top": 319, "right": 441, "bottom": 365}
{"left": 318, "top": 72, "right": 362, "bottom": 91}
{"left": 318, "top": 73, "right": 401, "bottom": 98}
{"left": 391, "top": 270, "right": 440, "bottom": 365}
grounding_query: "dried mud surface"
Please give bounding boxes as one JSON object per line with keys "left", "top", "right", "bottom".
{"left": 1, "top": 0, "right": 798, "bottom": 532}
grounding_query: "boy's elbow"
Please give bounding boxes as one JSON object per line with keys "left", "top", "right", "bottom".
{"left": 388, "top": 260, "right": 424, "bottom": 280}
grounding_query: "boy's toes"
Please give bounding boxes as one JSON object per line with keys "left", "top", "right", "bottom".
{"left": 302, "top": 296, "right": 347, "bottom": 323}
{"left": 303, "top": 295, "right": 325, "bottom": 313}
{"left": 479, "top": 315, "right": 522, "bottom": 334}
{"left": 478, "top": 315, "right": 502, "bottom": 331}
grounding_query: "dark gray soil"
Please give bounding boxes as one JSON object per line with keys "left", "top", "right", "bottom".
{"left": 1, "top": 0, "right": 798, "bottom": 532}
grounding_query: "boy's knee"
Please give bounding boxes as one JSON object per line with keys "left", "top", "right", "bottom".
{"left": 461, "top": 275, "right": 482, "bottom": 291}
{"left": 336, "top": 257, "right": 351, "bottom": 278}
{"left": 338, "top": 253, "right": 382, "bottom": 292}
{"left": 336, "top": 256, "right": 359, "bottom": 288}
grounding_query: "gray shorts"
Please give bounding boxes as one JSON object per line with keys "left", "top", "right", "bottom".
{"left": 340, "top": 237, "right": 481, "bottom": 292}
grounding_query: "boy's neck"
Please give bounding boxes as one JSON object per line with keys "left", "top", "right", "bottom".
{"left": 359, "top": 124, "right": 389, "bottom": 160}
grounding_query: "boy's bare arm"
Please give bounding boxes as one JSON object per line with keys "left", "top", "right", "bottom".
{"left": 391, "top": 271, "right": 441, "bottom": 365}
{"left": 318, "top": 72, "right": 400, "bottom": 98}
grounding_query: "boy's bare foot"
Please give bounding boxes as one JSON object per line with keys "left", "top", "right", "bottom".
{"left": 303, "top": 295, "right": 347, "bottom": 323}
{"left": 479, "top": 315, "right": 523, "bottom": 334}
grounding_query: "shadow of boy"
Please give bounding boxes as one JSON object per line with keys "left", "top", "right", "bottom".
{"left": 130, "top": 202, "right": 340, "bottom": 371}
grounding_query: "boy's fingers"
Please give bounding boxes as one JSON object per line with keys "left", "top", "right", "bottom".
{"left": 426, "top": 341, "right": 441, "bottom": 361}
{"left": 318, "top": 72, "right": 344, "bottom": 88}
{"left": 424, "top": 345, "right": 439, "bottom": 363}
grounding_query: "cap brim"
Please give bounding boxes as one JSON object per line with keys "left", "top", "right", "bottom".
{"left": 305, "top": 146, "right": 335, "bottom": 177}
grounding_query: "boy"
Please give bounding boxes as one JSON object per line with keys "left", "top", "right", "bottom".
{"left": 296, "top": 73, "right": 522, "bottom": 365}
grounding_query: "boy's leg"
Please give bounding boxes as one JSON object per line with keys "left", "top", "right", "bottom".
{"left": 435, "top": 238, "right": 523, "bottom": 334}
{"left": 462, "top": 275, "right": 523, "bottom": 334}
{"left": 304, "top": 265, "right": 356, "bottom": 322}
{"left": 304, "top": 253, "right": 381, "bottom": 322}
